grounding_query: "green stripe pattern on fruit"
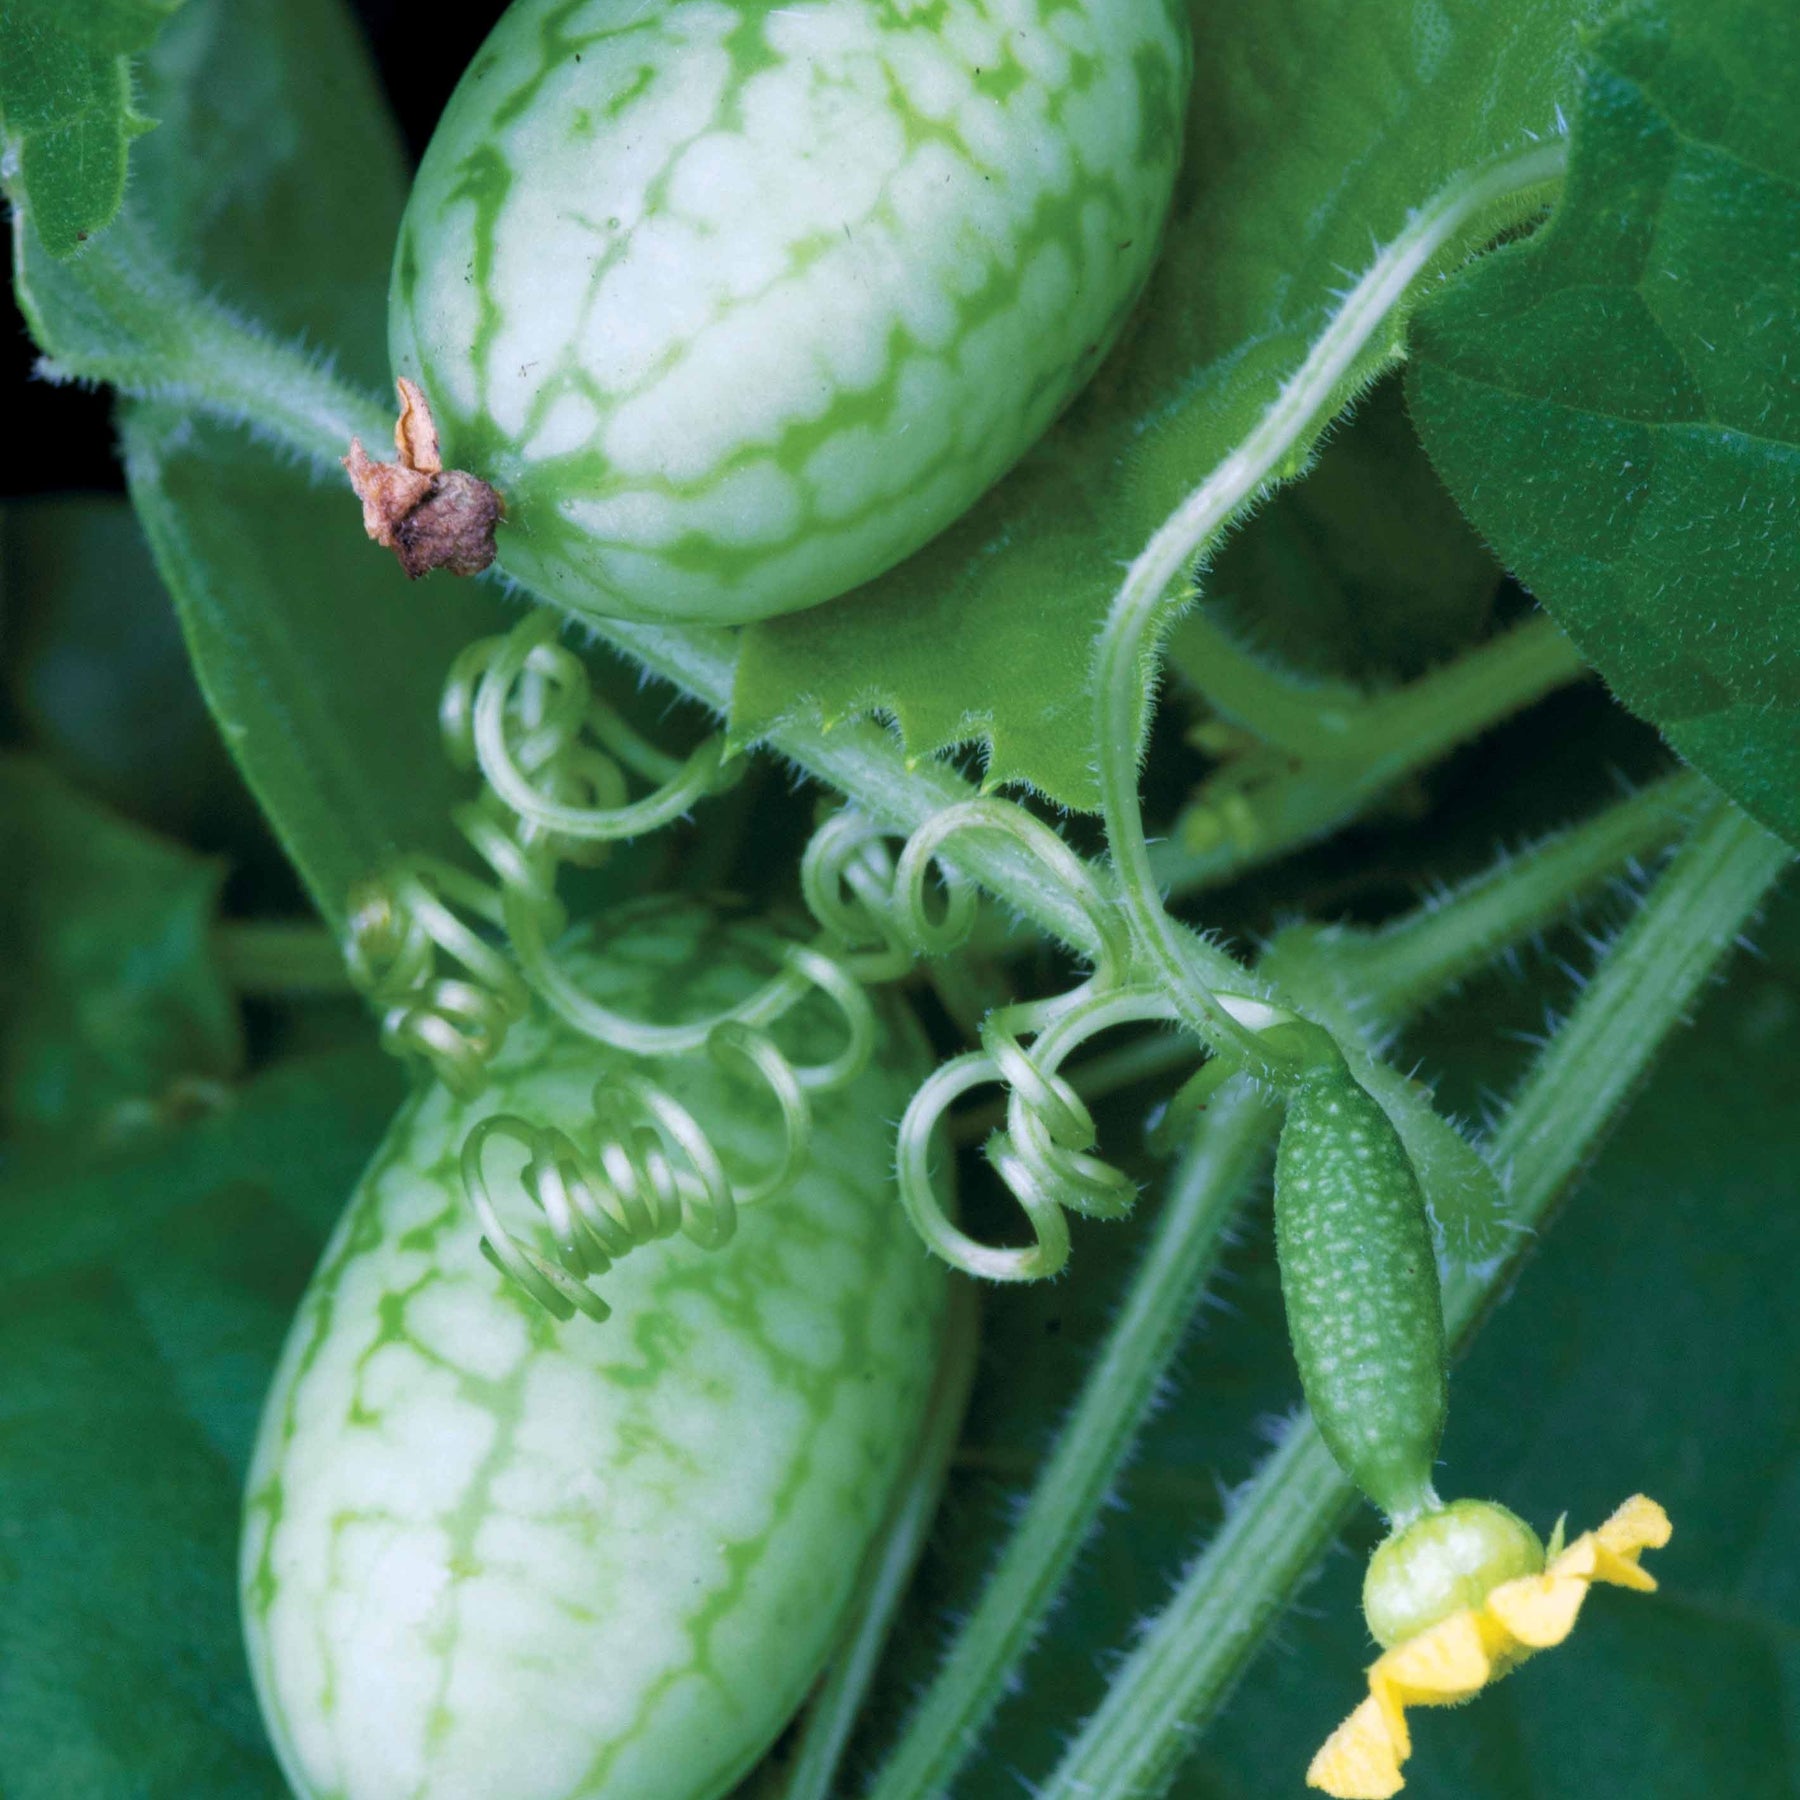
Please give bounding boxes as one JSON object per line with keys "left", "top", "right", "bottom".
{"left": 389, "top": 0, "right": 1191, "bottom": 626}
{"left": 241, "top": 903, "right": 946, "bottom": 1800}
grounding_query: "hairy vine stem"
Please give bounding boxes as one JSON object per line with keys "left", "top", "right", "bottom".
{"left": 13, "top": 210, "right": 388, "bottom": 465}
{"left": 1319, "top": 769, "right": 1712, "bottom": 1013}
{"left": 591, "top": 616, "right": 1143, "bottom": 969}
{"left": 944, "top": 772, "right": 1701, "bottom": 1145}
{"left": 1090, "top": 138, "right": 1569, "bottom": 1073}
{"left": 1031, "top": 798, "right": 1791, "bottom": 1800}
{"left": 1156, "top": 613, "right": 1593, "bottom": 893}
{"left": 1171, "top": 612, "right": 1574, "bottom": 769}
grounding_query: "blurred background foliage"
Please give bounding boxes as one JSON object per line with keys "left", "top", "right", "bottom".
{"left": 0, "top": 1, "right": 1794, "bottom": 1797}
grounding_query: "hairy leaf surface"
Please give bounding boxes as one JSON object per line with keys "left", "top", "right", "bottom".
{"left": 1409, "top": 0, "right": 1800, "bottom": 845}
{"left": 732, "top": 0, "right": 1597, "bottom": 807}
{"left": 0, "top": 0, "right": 183, "bottom": 255}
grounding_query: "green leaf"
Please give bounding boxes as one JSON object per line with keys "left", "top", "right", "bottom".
{"left": 0, "top": 1048, "right": 401, "bottom": 1798}
{"left": 125, "top": 0, "right": 405, "bottom": 390}
{"left": 1407, "top": 0, "right": 1800, "bottom": 847}
{"left": 732, "top": 0, "right": 1598, "bottom": 809}
{"left": 0, "top": 0, "right": 183, "bottom": 257}
{"left": 0, "top": 495, "right": 257, "bottom": 848}
{"left": 0, "top": 755, "right": 240, "bottom": 1144}
{"left": 7, "top": 0, "right": 516, "bottom": 924}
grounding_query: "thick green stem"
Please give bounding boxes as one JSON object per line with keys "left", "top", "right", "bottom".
{"left": 1440, "top": 801, "right": 1791, "bottom": 1330}
{"left": 13, "top": 211, "right": 388, "bottom": 466}
{"left": 1167, "top": 616, "right": 1368, "bottom": 762}
{"left": 1172, "top": 614, "right": 1582, "bottom": 768}
{"left": 1153, "top": 616, "right": 1592, "bottom": 895}
{"left": 1337, "top": 770, "right": 1709, "bottom": 1012}
{"left": 1031, "top": 798, "right": 1790, "bottom": 1800}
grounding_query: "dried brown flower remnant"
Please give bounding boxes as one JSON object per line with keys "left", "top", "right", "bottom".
{"left": 345, "top": 378, "right": 503, "bottom": 579}
{"left": 393, "top": 375, "right": 442, "bottom": 472}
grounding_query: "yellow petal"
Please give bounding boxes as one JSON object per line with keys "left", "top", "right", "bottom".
{"left": 1309, "top": 1696, "right": 1405, "bottom": 1799}
{"left": 1548, "top": 1533, "right": 1600, "bottom": 1580}
{"left": 1310, "top": 1497, "right": 1671, "bottom": 1799}
{"left": 1486, "top": 1571, "right": 1588, "bottom": 1647}
{"left": 1592, "top": 1495, "right": 1671, "bottom": 1589}
{"left": 1377, "top": 1609, "right": 1496, "bottom": 1705}
{"left": 1371, "top": 1666, "right": 1413, "bottom": 1763}
{"left": 1599, "top": 1495, "right": 1672, "bottom": 1555}
{"left": 1547, "top": 1495, "right": 1670, "bottom": 1593}
{"left": 1591, "top": 1550, "right": 1659, "bottom": 1592}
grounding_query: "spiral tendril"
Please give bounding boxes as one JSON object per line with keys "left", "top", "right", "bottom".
{"left": 342, "top": 606, "right": 1259, "bottom": 1315}
{"left": 894, "top": 978, "right": 1300, "bottom": 1281}
{"left": 340, "top": 608, "right": 1033, "bottom": 1317}
{"left": 343, "top": 844, "right": 535, "bottom": 1100}
{"left": 893, "top": 986, "right": 1168, "bottom": 1281}
{"left": 342, "top": 609, "right": 742, "bottom": 1097}
{"left": 463, "top": 1016, "right": 815, "bottom": 1323}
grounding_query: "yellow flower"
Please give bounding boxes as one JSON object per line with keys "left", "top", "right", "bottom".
{"left": 1307, "top": 1495, "right": 1672, "bottom": 1799}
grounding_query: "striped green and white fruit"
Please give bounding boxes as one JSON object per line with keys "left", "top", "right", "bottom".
{"left": 241, "top": 902, "right": 946, "bottom": 1800}
{"left": 389, "top": 0, "right": 1191, "bottom": 626}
